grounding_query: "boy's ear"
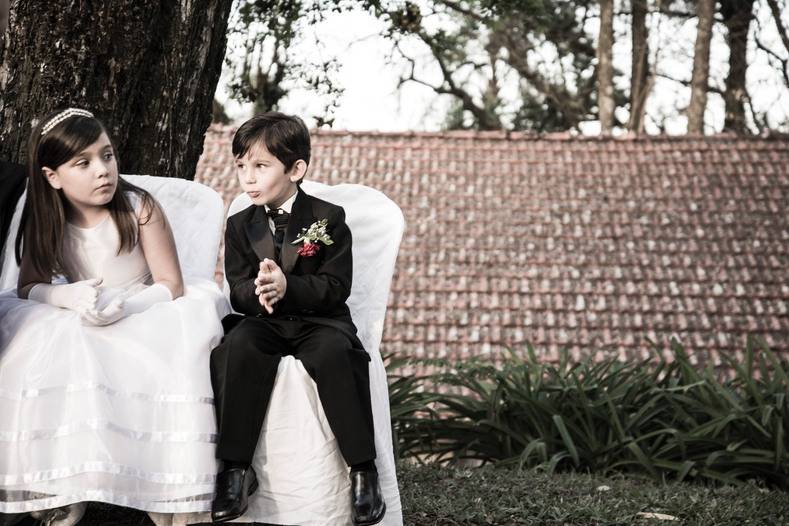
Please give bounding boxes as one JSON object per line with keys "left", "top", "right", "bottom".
{"left": 41, "top": 167, "right": 62, "bottom": 190}
{"left": 288, "top": 159, "right": 307, "bottom": 183}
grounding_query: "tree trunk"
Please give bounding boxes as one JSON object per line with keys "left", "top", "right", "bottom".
{"left": 597, "top": 0, "right": 615, "bottom": 133}
{"left": 0, "top": 0, "right": 8, "bottom": 34}
{"left": 0, "top": 0, "right": 233, "bottom": 180}
{"left": 721, "top": 0, "right": 755, "bottom": 134}
{"left": 628, "top": 0, "right": 649, "bottom": 133}
{"left": 687, "top": 0, "right": 715, "bottom": 135}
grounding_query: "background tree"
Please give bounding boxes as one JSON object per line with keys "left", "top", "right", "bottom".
{"left": 223, "top": 0, "right": 347, "bottom": 126}
{"left": 720, "top": 0, "right": 755, "bottom": 134}
{"left": 368, "top": 0, "right": 626, "bottom": 132}
{"left": 222, "top": 0, "right": 787, "bottom": 135}
{"left": 597, "top": 0, "right": 615, "bottom": 132}
{"left": 762, "top": 0, "right": 789, "bottom": 83}
{"left": 627, "top": 0, "right": 651, "bottom": 132}
{"left": 686, "top": 0, "right": 715, "bottom": 134}
{"left": 0, "top": 0, "right": 233, "bottom": 180}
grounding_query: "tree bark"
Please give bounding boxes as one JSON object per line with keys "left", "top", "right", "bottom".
{"left": 721, "top": 0, "right": 755, "bottom": 134}
{"left": 687, "top": 0, "right": 715, "bottom": 135}
{"left": 597, "top": 0, "right": 615, "bottom": 133}
{"left": 0, "top": 0, "right": 233, "bottom": 180}
{"left": 0, "top": 0, "right": 8, "bottom": 35}
{"left": 628, "top": 0, "right": 649, "bottom": 133}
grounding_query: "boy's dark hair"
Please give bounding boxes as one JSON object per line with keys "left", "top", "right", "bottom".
{"left": 232, "top": 112, "right": 311, "bottom": 172}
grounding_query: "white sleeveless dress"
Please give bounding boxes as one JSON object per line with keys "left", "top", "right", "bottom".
{"left": 0, "top": 198, "right": 228, "bottom": 516}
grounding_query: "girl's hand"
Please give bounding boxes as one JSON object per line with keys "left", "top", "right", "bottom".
{"left": 81, "top": 297, "right": 125, "bottom": 326}
{"left": 28, "top": 278, "right": 103, "bottom": 313}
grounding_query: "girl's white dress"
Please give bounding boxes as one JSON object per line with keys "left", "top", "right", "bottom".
{"left": 0, "top": 197, "right": 228, "bottom": 515}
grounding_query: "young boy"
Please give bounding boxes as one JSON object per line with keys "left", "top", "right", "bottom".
{"left": 210, "top": 112, "right": 385, "bottom": 525}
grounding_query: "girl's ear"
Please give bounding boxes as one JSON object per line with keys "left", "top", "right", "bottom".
{"left": 288, "top": 159, "right": 307, "bottom": 183}
{"left": 41, "top": 167, "right": 62, "bottom": 190}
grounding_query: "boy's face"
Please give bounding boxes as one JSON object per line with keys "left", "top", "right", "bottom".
{"left": 235, "top": 142, "right": 301, "bottom": 209}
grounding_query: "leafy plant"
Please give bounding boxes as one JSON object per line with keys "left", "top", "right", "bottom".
{"left": 387, "top": 336, "right": 789, "bottom": 488}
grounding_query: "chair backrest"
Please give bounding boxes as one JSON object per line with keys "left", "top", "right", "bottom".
{"left": 0, "top": 175, "right": 225, "bottom": 290}
{"left": 123, "top": 175, "right": 225, "bottom": 281}
{"left": 226, "top": 180, "right": 405, "bottom": 358}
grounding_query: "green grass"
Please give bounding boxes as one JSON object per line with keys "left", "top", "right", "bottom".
{"left": 398, "top": 462, "right": 789, "bottom": 525}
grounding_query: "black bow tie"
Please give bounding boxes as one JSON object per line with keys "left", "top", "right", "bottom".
{"left": 266, "top": 208, "right": 289, "bottom": 220}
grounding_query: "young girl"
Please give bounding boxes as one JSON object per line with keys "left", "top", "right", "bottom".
{"left": 0, "top": 109, "right": 228, "bottom": 524}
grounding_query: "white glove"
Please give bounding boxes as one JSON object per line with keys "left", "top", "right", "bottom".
{"left": 123, "top": 283, "right": 173, "bottom": 315}
{"left": 28, "top": 278, "right": 103, "bottom": 313}
{"left": 81, "top": 283, "right": 173, "bottom": 326}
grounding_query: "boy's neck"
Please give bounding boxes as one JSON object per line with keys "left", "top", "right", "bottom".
{"left": 266, "top": 188, "right": 298, "bottom": 211}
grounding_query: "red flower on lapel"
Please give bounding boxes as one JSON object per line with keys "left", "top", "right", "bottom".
{"left": 297, "top": 242, "right": 320, "bottom": 257}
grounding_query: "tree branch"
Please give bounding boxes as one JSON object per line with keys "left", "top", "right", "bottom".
{"left": 655, "top": 72, "right": 724, "bottom": 96}
{"left": 436, "top": 0, "right": 487, "bottom": 23}
{"left": 766, "top": 0, "right": 789, "bottom": 55}
{"left": 754, "top": 30, "right": 789, "bottom": 87}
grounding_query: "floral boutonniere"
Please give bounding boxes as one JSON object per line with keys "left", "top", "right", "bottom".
{"left": 292, "top": 219, "right": 334, "bottom": 257}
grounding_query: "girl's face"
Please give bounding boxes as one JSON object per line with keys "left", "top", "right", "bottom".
{"left": 235, "top": 141, "right": 303, "bottom": 209}
{"left": 42, "top": 132, "right": 118, "bottom": 212}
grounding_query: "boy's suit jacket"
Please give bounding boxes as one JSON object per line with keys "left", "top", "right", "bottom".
{"left": 223, "top": 187, "right": 366, "bottom": 354}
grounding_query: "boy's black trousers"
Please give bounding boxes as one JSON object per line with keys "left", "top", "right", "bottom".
{"left": 209, "top": 316, "right": 377, "bottom": 466}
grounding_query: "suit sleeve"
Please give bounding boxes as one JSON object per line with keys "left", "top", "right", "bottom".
{"left": 224, "top": 218, "right": 263, "bottom": 316}
{"left": 276, "top": 206, "right": 352, "bottom": 315}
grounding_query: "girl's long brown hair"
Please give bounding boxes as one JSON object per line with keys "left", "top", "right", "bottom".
{"left": 15, "top": 109, "right": 154, "bottom": 277}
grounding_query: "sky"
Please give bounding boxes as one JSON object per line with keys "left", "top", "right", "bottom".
{"left": 215, "top": 2, "right": 789, "bottom": 135}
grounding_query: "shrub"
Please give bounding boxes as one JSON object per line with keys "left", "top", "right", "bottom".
{"left": 388, "top": 337, "right": 789, "bottom": 488}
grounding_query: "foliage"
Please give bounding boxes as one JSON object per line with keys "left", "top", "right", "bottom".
{"left": 388, "top": 336, "right": 789, "bottom": 488}
{"left": 368, "top": 0, "right": 627, "bottom": 132}
{"left": 224, "top": 0, "right": 351, "bottom": 125}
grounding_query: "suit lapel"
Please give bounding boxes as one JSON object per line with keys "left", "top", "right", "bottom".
{"left": 244, "top": 205, "right": 276, "bottom": 263}
{"left": 281, "top": 188, "right": 312, "bottom": 274}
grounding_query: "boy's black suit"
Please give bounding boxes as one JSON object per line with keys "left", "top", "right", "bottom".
{"left": 211, "top": 187, "right": 376, "bottom": 466}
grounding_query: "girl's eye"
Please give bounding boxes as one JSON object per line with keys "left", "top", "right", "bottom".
{"left": 75, "top": 159, "right": 88, "bottom": 167}
{"left": 257, "top": 164, "right": 267, "bottom": 168}
{"left": 103, "top": 152, "right": 114, "bottom": 161}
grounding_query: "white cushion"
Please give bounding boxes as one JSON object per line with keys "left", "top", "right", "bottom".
{"left": 123, "top": 175, "right": 224, "bottom": 281}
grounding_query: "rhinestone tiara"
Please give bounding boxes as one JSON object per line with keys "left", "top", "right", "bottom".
{"left": 40, "top": 108, "right": 94, "bottom": 137}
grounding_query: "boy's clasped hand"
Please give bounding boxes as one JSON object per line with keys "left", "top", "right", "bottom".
{"left": 254, "top": 258, "right": 287, "bottom": 314}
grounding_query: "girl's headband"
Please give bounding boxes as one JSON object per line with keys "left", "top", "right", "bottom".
{"left": 40, "top": 108, "right": 94, "bottom": 137}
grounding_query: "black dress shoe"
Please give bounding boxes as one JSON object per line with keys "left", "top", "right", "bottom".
{"left": 350, "top": 469, "right": 386, "bottom": 526}
{"left": 211, "top": 466, "right": 258, "bottom": 523}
